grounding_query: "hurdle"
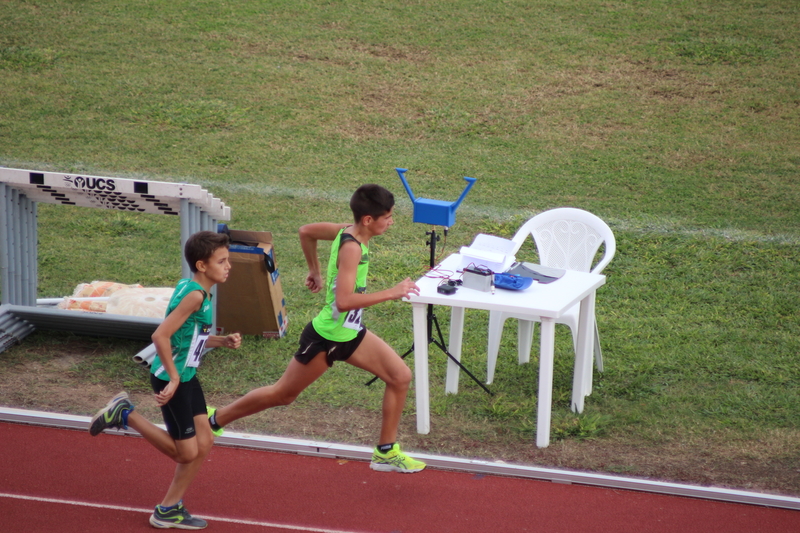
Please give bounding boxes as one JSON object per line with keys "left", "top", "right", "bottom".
{"left": 0, "top": 167, "right": 230, "bottom": 352}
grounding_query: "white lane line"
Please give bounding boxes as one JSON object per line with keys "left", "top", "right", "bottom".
{"left": 0, "top": 492, "right": 152, "bottom": 514}
{"left": 0, "top": 493, "right": 367, "bottom": 533}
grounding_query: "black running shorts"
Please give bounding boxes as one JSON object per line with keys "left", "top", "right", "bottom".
{"left": 294, "top": 321, "right": 367, "bottom": 367}
{"left": 150, "top": 374, "right": 207, "bottom": 440}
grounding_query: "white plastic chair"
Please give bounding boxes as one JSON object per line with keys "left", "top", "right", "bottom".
{"left": 486, "top": 208, "right": 616, "bottom": 391}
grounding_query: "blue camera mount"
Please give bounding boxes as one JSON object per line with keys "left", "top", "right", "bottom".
{"left": 396, "top": 168, "right": 476, "bottom": 227}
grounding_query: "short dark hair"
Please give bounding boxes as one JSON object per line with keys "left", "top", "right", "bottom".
{"left": 349, "top": 184, "right": 394, "bottom": 223}
{"left": 184, "top": 231, "right": 230, "bottom": 273}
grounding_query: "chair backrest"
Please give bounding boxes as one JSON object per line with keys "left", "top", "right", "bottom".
{"left": 511, "top": 208, "right": 616, "bottom": 274}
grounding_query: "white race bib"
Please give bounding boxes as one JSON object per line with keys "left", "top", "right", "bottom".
{"left": 343, "top": 308, "right": 363, "bottom": 331}
{"left": 187, "top": 324, "right": 211, "bottom": 368}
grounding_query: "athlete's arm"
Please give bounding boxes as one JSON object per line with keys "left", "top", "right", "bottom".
{"left": 206, "top": 333, "right": 242, "bottom": 349}
{"left": 334, "top": 240, "right": 419, "bottom": 312}
{"left": 150, "top": 290, "right": 203, "bottom": 406}
{"left": 299, "top": 222, "right": 349, "bottom": 293}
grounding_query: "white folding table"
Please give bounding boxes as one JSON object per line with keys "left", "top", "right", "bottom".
{"left": 407, "top": 253, "right": 606, "bottom": 447}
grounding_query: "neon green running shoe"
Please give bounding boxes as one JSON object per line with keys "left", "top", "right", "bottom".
{"left": 206, "top": 406, "right": 224, "bottom": 437}
{"left": 370, "top": 443, "right": 426, "bottom": 473}
{"left": 149, "top": 501, "right": 207, "bottom": 529}
{"left": 89, "top": 392, "right": 134, "bottom": 436}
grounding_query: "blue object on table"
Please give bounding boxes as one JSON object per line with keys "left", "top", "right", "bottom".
{"left": 493, "top": 273, "right": 534, "bottom": 291}
{"left": 396, "top": 168, "right": 476, "bottom": 228}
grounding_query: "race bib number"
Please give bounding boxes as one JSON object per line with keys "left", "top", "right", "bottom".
{"left": 187, "top": 324, "right": 211, "bottom": 368}
{"left": 343, "top": 308, "right": 363, "bottom": 331}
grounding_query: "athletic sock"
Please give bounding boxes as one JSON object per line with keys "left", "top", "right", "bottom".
{"left": 158, "top": 500, "right": 182, "bottom": 512}
{"left": 121, "top": 406, "right": 133, "bottom": 429}
{"left": 377, "top": 443, "right": 394, "bottom": 454}
{"left": 209, "top": 413, "right": 222, "bottom": 432}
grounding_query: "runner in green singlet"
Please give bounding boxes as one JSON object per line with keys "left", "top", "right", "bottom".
{"left": 209, "top": 184, "right": 426, "bottom": 473}
{"left": 89, "top": 231, "right": 242, "bottom": 529}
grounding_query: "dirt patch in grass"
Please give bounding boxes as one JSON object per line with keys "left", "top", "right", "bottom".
{"left": 2, "top": 338, "right": 799, "bottom": 498}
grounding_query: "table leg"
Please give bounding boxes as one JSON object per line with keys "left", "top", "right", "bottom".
{"left": 571, "top": 291, "right": 596, "bottom": 413}
{"left": 412, "top": 302, "right": 430, "bottom": 434}
{"left": 445, "top": 306, "right": 465, "bottom": 394}
{"left": 517, "top": 319, "right": 534, "bottom": 365}
{"left": 584, "top": 292, "right": 598, "bottom": 395}
{"left": 536, "top": 317, "right": 556, "bottom": 448}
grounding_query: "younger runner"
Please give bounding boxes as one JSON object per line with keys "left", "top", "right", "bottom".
{"left": 90, "top": 230, "right": 242, "bottom": 529}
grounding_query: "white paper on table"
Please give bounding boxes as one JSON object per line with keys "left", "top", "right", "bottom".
{"left": 459, "top": 233, "right": 516, "bottom": 272}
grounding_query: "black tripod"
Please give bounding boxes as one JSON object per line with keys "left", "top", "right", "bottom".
{"left": 367, "top": 228, "right": 492, "bottom": 395}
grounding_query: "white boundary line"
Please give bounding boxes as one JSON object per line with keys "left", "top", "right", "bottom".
{"left": 2, "top": 407, "right": 799, "bottom": 511}
{"left": 203, "top": 181, "right": 800, "bottom": 244}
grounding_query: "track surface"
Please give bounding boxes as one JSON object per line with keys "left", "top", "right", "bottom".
{"left": 1, "top": 422, "right": 798, "bottom": 532}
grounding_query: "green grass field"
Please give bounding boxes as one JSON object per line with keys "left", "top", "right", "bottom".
{"left": 1, "top": 0, "right": 799, "bottom": 494}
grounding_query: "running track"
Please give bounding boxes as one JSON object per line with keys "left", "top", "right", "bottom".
{"left": 1, "top": 421, "right": 798, "bottom": 532}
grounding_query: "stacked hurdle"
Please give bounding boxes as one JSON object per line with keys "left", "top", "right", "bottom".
{"left": 0, "top": 168, "right": 231, "bottom": 353}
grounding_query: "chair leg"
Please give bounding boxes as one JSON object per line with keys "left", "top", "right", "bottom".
{"left": 568, "top": 323, "right": 591, "bottom": 396}
{"left": 517, "top": 320, "right": 534, "bottom": 365}
{"left": 593, "top": 321, "right": 603, "bottom": 372}
{"left": 568, "top": 325, "right": 602, "bottom": 367}
{"left": 486, "top": 311, "right": 508, "bottom": 385}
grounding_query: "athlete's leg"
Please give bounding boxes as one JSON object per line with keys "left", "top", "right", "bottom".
{"left": 214, "top": 351, "right": 329, "bottom": 427}
{"left": 159, "top": 413, "right": 215, "bottom": 507}
{"left": 125, "top": 412, "right": 192, "bottom": 461}
{"left": 346, "top": 331, "right": 412, "bottom": 445}
{"left": 126, "top": 377, "right": 206, "bottom": 463}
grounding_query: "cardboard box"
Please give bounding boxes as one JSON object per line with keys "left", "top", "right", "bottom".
{"left": 215, "top": 229, "right": 288, "bottom": 338}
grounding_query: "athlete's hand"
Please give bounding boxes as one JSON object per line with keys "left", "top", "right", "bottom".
{"left": 393, "top": 277, "right": 420, "bottom": 300}
{"left": 155, "top": 379, "right": 178, "bottom": 406}
{"left": 305, "top": 272, "right": 323, "bottom": 293}
{"left": 224, "top": 333, "right": 242, "bottom": 349}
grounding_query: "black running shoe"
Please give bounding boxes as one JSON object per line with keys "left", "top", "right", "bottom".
{"left": 89, "top": 392, "right": 134, "bottom": 436}
{"left": 149, "top": 502, "right": 208, "bottom": 530}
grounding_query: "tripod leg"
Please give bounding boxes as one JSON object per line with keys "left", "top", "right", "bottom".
{"left": 430, "top": 312, "right": 493, "bottom": 396}
{"left": 430, "top": 337, "right": 493, "bottom": 395}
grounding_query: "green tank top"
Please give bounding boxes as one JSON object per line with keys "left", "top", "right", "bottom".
{"left": 151, "top": 279, "right": 212, "bottom": 382}
{"left": 311, "top": 229, "right": 369, "bottom": 342}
